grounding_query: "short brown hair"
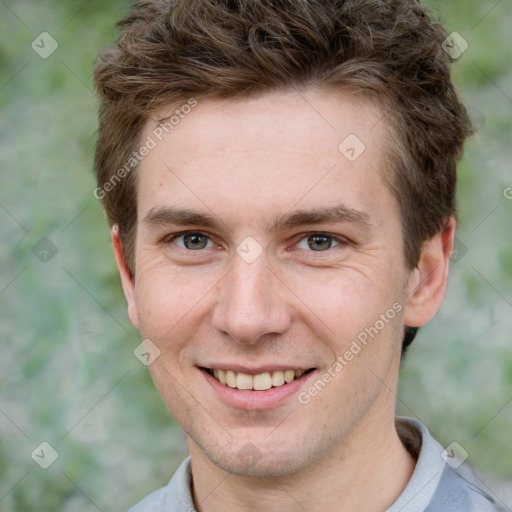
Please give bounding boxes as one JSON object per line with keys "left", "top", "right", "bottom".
{"left": 94, "top": 0, "right": 474, "bottom": 349}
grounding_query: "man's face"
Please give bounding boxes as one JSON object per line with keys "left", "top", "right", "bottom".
{"left": 123, "top": 90, "right": 415, "bottom": 477}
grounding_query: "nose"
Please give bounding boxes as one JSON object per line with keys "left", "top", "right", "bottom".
{"left": 211, "top": 252, "right": 292, "bottom": 345}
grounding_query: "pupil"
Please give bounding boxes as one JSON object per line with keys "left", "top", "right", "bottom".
{"left": 308, "top": 235, "right": 331, "bottom": 251}
{"left": 185, "top": 232, "right": 207, "bottom": 249}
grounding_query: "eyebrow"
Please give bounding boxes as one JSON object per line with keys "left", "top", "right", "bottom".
{"left": 271, "top": 205, "right": 373, "bottom": 231}
{"left": 142, "top": 204, "right": 373, "bottom": 232}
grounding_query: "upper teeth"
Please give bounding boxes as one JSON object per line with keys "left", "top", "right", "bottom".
{"left": 212, "top": 369, "right": 307, "bottom": 391}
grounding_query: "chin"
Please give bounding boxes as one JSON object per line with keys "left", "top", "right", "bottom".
{"left": 213, "top": 451, "right": 309, "bottom": 478}
{"left": 197, "top": 432, "right": 326, "bottom": 478}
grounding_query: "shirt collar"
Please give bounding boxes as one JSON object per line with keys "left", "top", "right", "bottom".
{"left": 386, "top": 417, "right": 446, "bottom": 512}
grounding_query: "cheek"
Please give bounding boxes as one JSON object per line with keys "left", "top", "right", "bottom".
{"left": 292, "top": 268, "right": 401, "bottom": 339}
{"left": 133, "top": 261, "right": 219, "bottom": 342}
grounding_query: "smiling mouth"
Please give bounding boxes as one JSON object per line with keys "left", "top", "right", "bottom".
{"left": 201, "top": 367, "right": 315, "bottom": 391}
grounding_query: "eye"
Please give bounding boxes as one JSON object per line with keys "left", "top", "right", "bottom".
{"left": 296, "top": 233, "right": 343, "bottom": 252}
{"left": 166, "top": 231, "right": 216, "bottom": 250}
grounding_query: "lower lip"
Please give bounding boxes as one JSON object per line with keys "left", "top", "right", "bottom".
{"left": 200, "top": 369, "right": 316, "bottom": 410}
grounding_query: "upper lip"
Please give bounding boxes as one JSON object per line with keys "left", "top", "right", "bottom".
{"left": 199, "top": 364, "right": 315, "bottom": 374}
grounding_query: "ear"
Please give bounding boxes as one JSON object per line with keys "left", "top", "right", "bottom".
{"left": 402, "top": 217, "right": 456, "bottom": 327}
{"left": 111, "top": 225, "right": 139, "bottom": 329}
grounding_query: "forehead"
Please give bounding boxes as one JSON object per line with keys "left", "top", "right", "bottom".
{"left": 137, "top": 90, "right": 396, "bottom": 228}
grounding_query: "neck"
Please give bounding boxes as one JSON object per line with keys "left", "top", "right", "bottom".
{"left": 189, "top": 405, "right": 416, "bottom": 512}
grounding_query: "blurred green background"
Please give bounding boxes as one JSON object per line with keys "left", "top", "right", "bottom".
{"left": 0, "top": 0, "right": 511, "bottom": 510}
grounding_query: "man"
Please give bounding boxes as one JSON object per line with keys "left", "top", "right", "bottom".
{"left": 93, "top": 0, "right": 503, "bottom": 510}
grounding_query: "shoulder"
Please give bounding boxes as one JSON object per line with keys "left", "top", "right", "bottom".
{"left": 127, "top": 485, "right": 169, "bottom": 512}
{"left": 426, "top": 464, "right": 507, "bottom": 511}
{"left": 126, "top": 457, "right": 194, "bottom": 512}
{"left": 393, "top": 418, "right": 507, "bottom": 512}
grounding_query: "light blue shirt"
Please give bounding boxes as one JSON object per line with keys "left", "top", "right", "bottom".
{"left": 128, "top": 417, "right": 506, "bottom": 511}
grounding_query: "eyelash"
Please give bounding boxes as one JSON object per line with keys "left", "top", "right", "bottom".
{"left": 164, "top": 230, "right": 348, "bottom": 253}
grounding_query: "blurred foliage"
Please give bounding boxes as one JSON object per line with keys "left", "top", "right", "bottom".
{"left": 0, "top": 0, "right": 511, "bottom": 510}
